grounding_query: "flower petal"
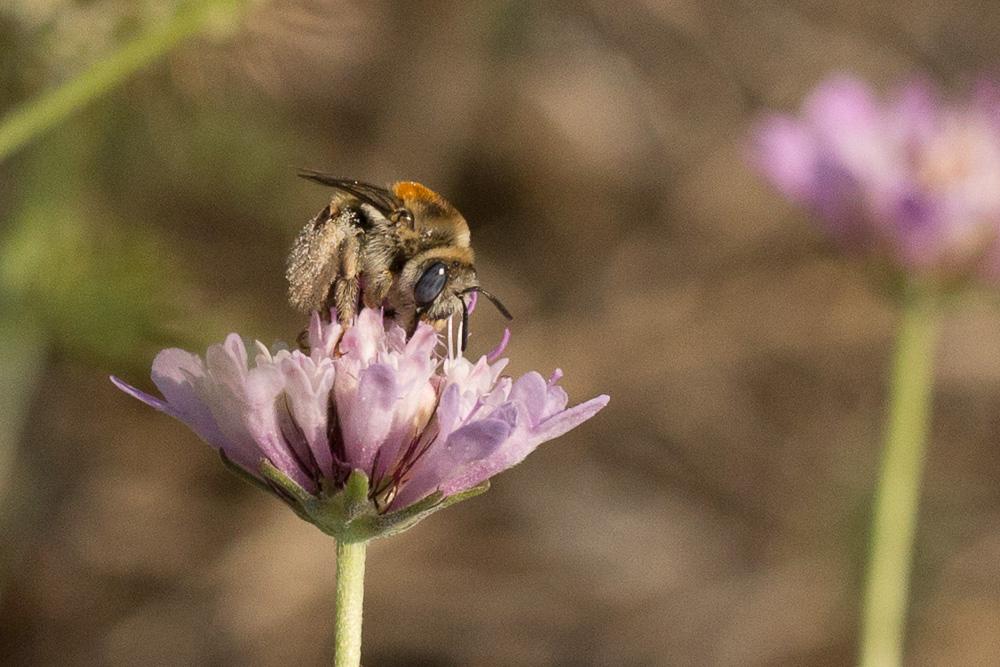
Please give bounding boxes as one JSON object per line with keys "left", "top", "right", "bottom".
{"left": 751, "top": 115, "right": 819, "bottom": 202}
{"left": 336, "top": 362, "right": 397, "bottom": 472}
{"left": 117, "top": 307, "right": 609, "bottom": 527}
{"left": 453, "top": 394, "right": 609, "bottom": 497}
{"left": 150, "top": 348, "right": 228, "bottom": 450}
{"left": 530, "top": 394, "right": 610, "bottom": 446}
{"left": 277, "top": 351, "right": 335, "bottom": 478}
{"left": 509, "top": 371, "right": 549, "bottom": 424}
{"left": 487, "top": 328, "right": 511, "bottom": 362}
{"left": 110, "top": 376, "right": 170, "bottom": 414}
{"left": 392, "top": 411, "right": 516, "bottom": 508}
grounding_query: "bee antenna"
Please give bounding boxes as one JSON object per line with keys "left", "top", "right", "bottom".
{"left": 460, "top": 287, "right": 513, "bottom": 320}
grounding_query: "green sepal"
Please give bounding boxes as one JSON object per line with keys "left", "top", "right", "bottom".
{"left": 341, "top": 469, "right": 371, "bottom": 519}
{"left": 222, "top": 458, "right": 492, "bottom": 544}
{"left": 439, "top": 479, "right": 491, "bottom": 507}
{"left": 260, "top": 459, "right": 316, "bottom": 508}
{"left": 314, "top": 476, "right": 491, "bottom": 543}
{"left": 256, "top": 459, "right": 318, "bottom": 523}
{"left": 219, "top": 453, "right": 316, "bottom": 523}
{"left": 365, "top": 480, "right": 491, "bottom": 540}
{"left": 219, "top": 451, "right": 273, "bottom": 495}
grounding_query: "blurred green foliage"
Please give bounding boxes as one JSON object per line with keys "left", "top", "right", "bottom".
{"left": 0, "top": 0, "right": 267, "bottom": 372}
{"left": 0, "top": 1, "right": 271, "bottom": 552}
{"left": 1, "top": 127, "right": 191, "bottom": 366}
{"left": 0, "top": 0, "right": 251, "bottom": 160}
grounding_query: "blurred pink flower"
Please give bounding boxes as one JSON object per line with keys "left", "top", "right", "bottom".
{"left": 112, "top": 309, "right": 608, "bottom": 535}
{"left": 752, "top": 74, "right": 1000, "bottom": 283}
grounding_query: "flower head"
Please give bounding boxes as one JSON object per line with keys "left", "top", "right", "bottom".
{"left": 112, "top": 309, "right": 608, "bottom": 541}
{"left": 751, "top": 74, "right": 1000, "bottom": 285}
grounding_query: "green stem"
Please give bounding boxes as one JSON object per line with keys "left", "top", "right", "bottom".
{"left": 0, "top": 0, "right": 247, "bottom": 161}
{"left": 334, "top": 540, "right": 367, "bottom": 667}
{"left": 859, "top": 289, "right": 940, "bottom": 667}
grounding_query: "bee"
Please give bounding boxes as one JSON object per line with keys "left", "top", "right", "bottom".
{"left": 286, "top": 171, "right": 512, "bottom": 350}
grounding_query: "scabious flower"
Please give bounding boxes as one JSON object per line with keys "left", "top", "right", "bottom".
{"left": 112, "top": 309, "right": 608, "bottom": 541}
{"left": 751, "top": 74, "right": 1000, "bottom": 285}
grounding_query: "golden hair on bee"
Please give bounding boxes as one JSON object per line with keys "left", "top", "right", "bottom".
{"left": 286, "top": 171, "right": 511, "bottom": 350}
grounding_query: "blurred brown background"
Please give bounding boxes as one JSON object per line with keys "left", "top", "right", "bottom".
{"left": 3, "top": 1, "right": 1000, "bottom": 665}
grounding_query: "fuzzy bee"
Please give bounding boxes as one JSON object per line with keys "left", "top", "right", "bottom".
{"left": 287, "top": 171, "right": 512, "bottom": 350}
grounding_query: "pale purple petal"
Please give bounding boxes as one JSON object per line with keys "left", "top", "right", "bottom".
{"left": 892, "top": 79, "right": 939, "bottom": 143}
{"left": 150, "top": 348, "right": 228, "bottom": 449}
{"left": 116, "top": 308, "right": 609, "bottom": 520}
{"left": 243, "top": 362, "right": 316, "bottom": 491}
{"left": 277, "top": 351, "right": 335, "bottom": 477}
{"left": 972, "top": 78, "right": 1000, "bottom": 128}
{"left": 339, "top": 308, "right": 385, "bottom": 364}
{"left": 752, "top": 115, "right": 819, "bottom": 202}
{"left": 527, "top": 394, "right": 610, "bottom": 447}
{"left": 804, "top": 76, "right": 880, "bottom": 143}
{"left": 202, "top": 337, "right": 316, "bottom": 489}
{"left": 750, "top": 73, "right": 1000, "bottom": 283}
{"left": 308, "top": 310, "right": 343, "bottom": 361}
{"left": 434, "top": 383, "right": 463, "bottom": 439}
{"left": 336, "top": 363, "right": 397, "bottom": 472}
{"left": 203, "top": 334, "right": 250, "bottom": 396}
{"left": 802, "top": 75, "right": 891, "bottom": 183}
{"left": 110, "top": 376, "right": 171, "bottom": 414}
{"left": 487, "top": 328, "right": 511, "bottom": 362}
{"left": 391, "top": 412, "right": 516, "bottom": 508}
{"left": 446, "top": 394, "right": 610, "bottom": 497}
{"left": 385, "top": 322, "right": 408, "bottom": 353}
{"left": 509, "top": 372, "right": 549, "bottom": 424}
{"left": 405, "top": 322, "right": 439, "bottom": 357}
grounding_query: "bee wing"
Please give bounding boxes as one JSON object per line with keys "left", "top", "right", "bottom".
{"left": 286, "top": 204, "right": 351, "bottom": 313}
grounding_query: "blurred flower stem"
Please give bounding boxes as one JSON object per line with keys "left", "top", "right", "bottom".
{"left": 860, "top": 286, "right": 940, "bottom": 667}
{"left": 334, "top": 540, "right": 367, "bottom": 667}
{"left": 0, "top": 0, "right": 250, "bottom": 161}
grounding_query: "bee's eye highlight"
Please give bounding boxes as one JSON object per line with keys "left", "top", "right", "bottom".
{"left": 415, "top": 262, "right": 448, "bottom": 306}
{"left": 391, "top": 208, "right": 414, "bottom": 225}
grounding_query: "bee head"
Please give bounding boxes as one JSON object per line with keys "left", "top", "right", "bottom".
{"left": 400, "top": 250, "right": 512, "bottom": 351}
{"left": 400, "top": 248, "right": 476, "bottom": 323}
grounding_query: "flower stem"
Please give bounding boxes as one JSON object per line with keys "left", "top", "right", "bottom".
{"left": 859, "top": 288, "right": 940, "bottom": 667}
{"left": 334, "top": 540, "right": 367, "bottom": 667}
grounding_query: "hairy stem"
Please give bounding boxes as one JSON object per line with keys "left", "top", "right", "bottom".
{"left": 334, "top": 540, "right": 367, "bottom": 667}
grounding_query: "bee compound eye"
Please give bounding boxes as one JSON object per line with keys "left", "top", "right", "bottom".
{"left": 414, "top": 262, "right": 448, "bottom": 306}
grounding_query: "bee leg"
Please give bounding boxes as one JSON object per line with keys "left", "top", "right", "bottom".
{"left": 333, "top": 276, "right": 360, "bottom": 324}
{"left": 363, "top": 269, "right": 394, "bottom": 309}
{"left": 328, "top": 231, "right": 362, "bottom": 325}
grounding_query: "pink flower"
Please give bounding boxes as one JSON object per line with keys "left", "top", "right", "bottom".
{"left": 751, "top": 74, "right": 1000, "bottom": 283}
{"left": 112, "top": 309, "right": 608, "bottom": 539}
